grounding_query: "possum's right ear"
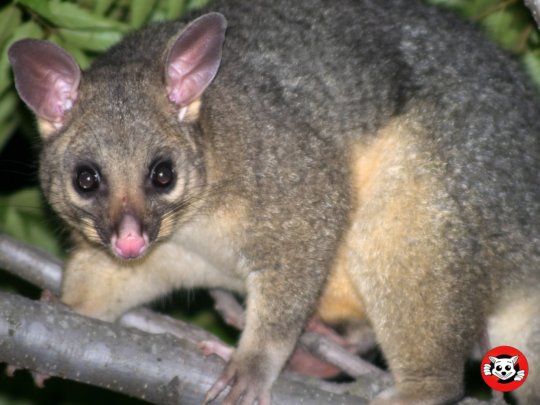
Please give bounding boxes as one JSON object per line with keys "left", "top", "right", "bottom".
{"left": 8, "top": 38, "right": 81, "bottom": 138}
{"left": 165, "top": 13, "right": 226, "bottom": 122}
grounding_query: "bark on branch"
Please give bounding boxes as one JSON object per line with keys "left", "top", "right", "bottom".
{"left": 525, "top": 0, "right": 540, "bottom": 30}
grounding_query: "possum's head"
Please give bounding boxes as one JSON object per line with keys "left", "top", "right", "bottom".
{"left": 489, "top": 355, "right": 518, "bottom": 381}
{"left": 8, "top": 13, "right": 227, "bottom": 260}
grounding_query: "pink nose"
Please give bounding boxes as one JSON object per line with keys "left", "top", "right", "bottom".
{"left": 114, "top": 234, "right": 147, "bottom": 259}
{"left": 112, "top": 215, "right": 148, "bottom": 259}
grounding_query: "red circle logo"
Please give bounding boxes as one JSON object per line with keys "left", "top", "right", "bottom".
{"left": 481, "top": 346, "right": 528, "bottom": 391}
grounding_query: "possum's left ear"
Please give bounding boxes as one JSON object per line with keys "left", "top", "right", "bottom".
{"left": 165, "top": 12, "right": 227, "bottom": 121}
{"left": 511, "top": 355, "right": 519, "bottom": 364}
{"left": 488, "top": 356, "right": 497, "bottom": 363}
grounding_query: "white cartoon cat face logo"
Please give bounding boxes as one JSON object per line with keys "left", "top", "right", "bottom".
{"left": 489, "top": 356, "right": 518, "bottom": 380}
{"left": 482, "top": 347, "right": 528, "bottom": 390}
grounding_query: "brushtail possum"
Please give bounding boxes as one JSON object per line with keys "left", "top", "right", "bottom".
{"left": 8, "top": 0, "right": 540, "bottom": 403}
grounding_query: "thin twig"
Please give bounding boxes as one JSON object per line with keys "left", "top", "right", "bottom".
{"left": 209, "top": 289, "right": 244, "bottom": 329}
{"left": 474, "top": 0, "right": 518, "bottom": 21}
{"left": 516, "top": 23, "right": 533, "bottom": 53}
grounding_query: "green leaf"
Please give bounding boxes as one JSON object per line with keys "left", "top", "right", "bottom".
{"left": 0, "top": 206, "right": 24, "bottom": 241}
{"left": 523, "top": 51, "right": 540, "bottom": 89}
{"left": 2, "top": 188, "right": 42, "bottom": 213}
{"left": 0, "top": 64, "right": 11, "bottom": 99}
{"left": 0, "top": 188, "right": 62, "bottom": 258}
{"left": 0, "top": 21, "right": 43, "bottom": 84}
{"left": 167, "top": 0, "right": 185, "bottom": 20}
{"left": 0, "top": 113, "right": 19, "bottom": 152}
{"left": 28, "top": 219, "right": 62, "bottom": 258}
{"left": 149, "top": 8, "right": 167, "bottom": 23}
{"left": 48, "top": 33, "right": 91, "bottom": 69}
{"left": 94, "top": 0, "right": 117, "bottom": 15}
{"left": 3, "top": 20, "right": 42, "bottom": 44}
{"left": 0, "top": 5, "right": 21, "bottom": 47}
{"left": 470, "top": 0, "right": 502, "bottom": 17}
{"left": 529, "top": 25, "right": 540, "bottom": 46}
{"left": 0, "top": 91, "right": 18, "bottom": 123}
{"left": 18, "top": 0, "right": 55, "bottom": 22}
{"left": 58, "top": 28, "right": 124, "bottom": 52}
{"left": 77, "top": 0, "right": 100, "bottom": 8}
{"left": 107, "top": 5, "right": 126, "bottom": 22}
{"left": 186, "top": 0, "right": 211, "bottom": 11}
{"left": 130, "top": 0, "right": 158, "bottom": 28}
{"left": 63, "top": 42, "right": 92, "bottom": 69}
{"left": 49, "top": 2, "right": 130, "bottom": 31}
{"left": 482, "top": 10, "right": 521, "bottom": 50}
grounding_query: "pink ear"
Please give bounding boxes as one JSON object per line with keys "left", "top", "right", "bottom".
{"left": 8, "top": 38, "right": 80, "bottom": 127}
{"left": 165, "top": 13, "right": 226, "bottom": 109}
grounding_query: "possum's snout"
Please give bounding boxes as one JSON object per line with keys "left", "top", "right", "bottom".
{"left": 112, "top": 215, "right": 149, "bottom": 259}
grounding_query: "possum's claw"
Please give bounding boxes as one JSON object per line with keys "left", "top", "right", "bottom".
{"left": 203, "top": 363, "right": 235, "bottom": 404}
{"left": 204, "top": 355, "right": 273, "bottom": 405}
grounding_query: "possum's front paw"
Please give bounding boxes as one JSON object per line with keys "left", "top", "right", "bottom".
{"left": 515, "top": 370, "right": 526, "bottom": 381}
{"left": 203, "top": 354, "right": 272, "bottom": 405}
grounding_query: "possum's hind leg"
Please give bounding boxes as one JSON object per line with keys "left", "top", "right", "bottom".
{"left": 345, "top": 117, "right": 489, "bottom": 405}
{"left": 488, "top": 290, "right": 540, "bottom": 404}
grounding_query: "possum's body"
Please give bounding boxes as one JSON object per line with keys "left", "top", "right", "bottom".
{"left": 9, "top": 0, "right": 540, "bottom": 403}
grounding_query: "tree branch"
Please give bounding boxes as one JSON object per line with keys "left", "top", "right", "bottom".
{"left": 0, "top": 234, "right": 382, "bottom": 403}
{"left": 524, "top": 0, "right": 540, "bottom": 30}
{"left": 0, "top": 234, "right": 499, "bottom": 404}
{"left": 0, "top": 290, "right": 371, "bottom": 405}
{"left": 0, "top": 233, "right": 63, "bottom": 296}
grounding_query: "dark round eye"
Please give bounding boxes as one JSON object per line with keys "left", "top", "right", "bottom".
{"left": 505, "top": 366, "right": 511, "bottom": 371}
{"left": 151, "top": 162, "right": 174, "bottom": 188}
{"left": 496, "top": 366, "right": 502, "bottom": 371}
{"left": 76, "top": 167, "right": 100, "bottom": 192}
